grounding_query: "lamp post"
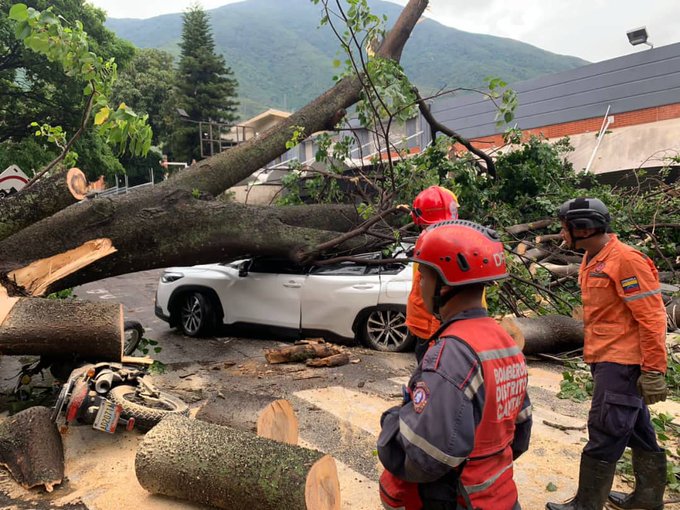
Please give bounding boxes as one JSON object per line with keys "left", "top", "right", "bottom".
{"left": 626, "top": 27, "right": 654, "bottom": 49}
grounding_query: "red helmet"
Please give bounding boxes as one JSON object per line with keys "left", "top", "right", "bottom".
{"left": 413, "top": 220, "right": 508, "bottom": 286}
{"left": 411, "top": 186, "right": 459, "bottom": 226}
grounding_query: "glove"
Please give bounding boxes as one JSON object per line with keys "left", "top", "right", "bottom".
{"left": 637, "top": 371, "right": 667, "bottom": 405}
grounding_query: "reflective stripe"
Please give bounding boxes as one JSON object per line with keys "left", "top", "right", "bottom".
{"left": 515, "top": 405, "right": 532, "bottom": 423}
{"left": 623, "top": 288, "right": 661, "bottom": 302}
{"left": 477, "top": 345, "right": 522, "bottom": 361}
{"left": 399, "top": 418, "right": 465, "bottom": 468}
{"left": 463, "top": 368, "right": 484, "bottom": 401}
{"left": 464, "top": 462, "right": 513, "bottom": 494}
{"left": 382, "top": 503, "right": 404, "bottom": 510}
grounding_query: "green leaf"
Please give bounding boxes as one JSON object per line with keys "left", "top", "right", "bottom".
{"left": 9, "top": 3, "right": 29, "bottom": 21}
{"left": 546, "top": 482, "right": 558, "bottom": 492}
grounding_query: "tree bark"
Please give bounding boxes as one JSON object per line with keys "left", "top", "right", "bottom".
{"left": 306, "top": 353, "right": 350, "bottom": 368}
{"left": 0, "top": 406, "right": 64, "bottom": 492}
{"left": 505, "top": 219, "right": 554, "bottom": 236}
{"left": 0, "top": 169, "right": 78, "bottom": 242}
{"left": 0, "top": 295, "right": 122, "bottom": 360}
{"left": 136, "top": 415, "right": 340, "bottom": 510}
{"left": 0, "top": 193, "right": 369, "bottom": 294}
{"left": 264, "top": 343, "right": 342, "bottom": 364}
{"left": 667, "top": 297, "right": 680, "bottom": 331}
{"left": 196, "top": 392, "right": 299, "bottom": 445}
{"left": 499, "top": 315, "right": 584, "bottom": 354}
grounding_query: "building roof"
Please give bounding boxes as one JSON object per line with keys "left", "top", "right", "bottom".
{"left": 430, "top": 42, "right": 680, "bottom": 140}
{"left": 240, "top": 108, "right": 291, "bottom": 128}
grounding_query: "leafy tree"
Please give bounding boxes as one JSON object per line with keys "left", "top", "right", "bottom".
{"left": 170, "top": 4, "right": 239, "bottom": 163}
{"left": 112, "top": 48, "right": 176, "bottom": 147}
{"left": 0, "top": 0, "right": 136, "bottom": 175}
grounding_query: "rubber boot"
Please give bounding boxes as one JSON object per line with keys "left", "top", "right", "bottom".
{"left": 608, "top": 449, "right": 666, "bottom": 510}
{"left": 545, "top": 453, "right": 617, "bottom": 510}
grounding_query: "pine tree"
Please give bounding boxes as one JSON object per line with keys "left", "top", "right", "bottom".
{"left": 171, "top": 4, "right": 239, "bottom": 163}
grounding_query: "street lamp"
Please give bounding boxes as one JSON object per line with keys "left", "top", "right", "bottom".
{"left": 626, "top": 27, "right": 654, "bottom": 49}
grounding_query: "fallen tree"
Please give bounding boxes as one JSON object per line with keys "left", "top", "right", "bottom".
{"left": 264, "top": 343, "right": 343, "bottom": 364}
{"left": 136, "top": 414, "right": 340, "bottom": 510}
{"left": 196, "top": 392, "right": 299, "bottom": 445}
{"left": 0, "top": 406, "right": 64, "bottom": 492}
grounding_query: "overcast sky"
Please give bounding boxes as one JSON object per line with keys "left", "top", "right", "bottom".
{"left": 88, "top": 0, "right": 679, "bottom": 62}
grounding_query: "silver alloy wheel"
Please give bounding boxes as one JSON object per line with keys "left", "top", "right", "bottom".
{"left": 365, "top": 309, "right": 408, "bottom": 351}
{"left": 181, "top": 294, "right": 204, "bottom": 336}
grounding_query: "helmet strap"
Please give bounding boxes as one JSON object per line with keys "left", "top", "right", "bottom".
{"left": 432, "top": 280, "right": 461, "bottom": 320}
{"left": 567, "top": 225, "right": 602, "bottom": 250}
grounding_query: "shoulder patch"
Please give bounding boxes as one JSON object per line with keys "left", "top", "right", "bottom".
{"left": 620, "top": 276, "right": 640, "bottom": 294}
{"left": 412, "top": 381, "right": 430, "bottom": 414}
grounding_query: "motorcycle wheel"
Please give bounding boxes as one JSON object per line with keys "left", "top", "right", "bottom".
{"left": 109, "top": 385, "right": 188, "bottom": 432}
{"left": 123, "top": 320, "right": 144, "bottom": 356}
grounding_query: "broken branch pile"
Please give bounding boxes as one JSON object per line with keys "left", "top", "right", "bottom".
{"left": 264, "top": 339, "right": 351, "bottom": 368}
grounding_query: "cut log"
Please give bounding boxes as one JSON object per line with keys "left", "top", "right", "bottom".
{"left": 516, "top": 241, "right": 531, "bottom": 256}
{"left": 505, "top": 219, "right": 553, "bottom": 236}
{"left": 522, "top": 246, "right": 551, "bottom": 262}
{"left": 306, "top": 353, "right": 350, "bottom": 368}
{"left": 136, "top": 414, "right": 341, "bottom": 510}
{"left": 0, "top": 294, "right": 123, "bottom": 360}
{"left": 196, "top": 392, "right": 299, "bottom": 445}
{"left": 667, "top": 297, "right": 680, "bottom": 331}
{"left": 499, "top": 315, "right": 584, "bottom": 354}
{"left": 0, "top": 406, "right": 64, "bottom": 491}
{"left": 529, "top": 262, "right": 580, "bottom": 278}
{"left": 264, "top": 343, "right": 342, "bottom": 364}
{"left": 534, "top": 233, "right": 563, "bottom": 244}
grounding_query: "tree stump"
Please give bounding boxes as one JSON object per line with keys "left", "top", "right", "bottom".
{"left": 0, "top": 406, "right": 64, "bottom": 491}
{"left": 499, "top": 315, "right": 584, "bottom": 354}
{"left": 196, "top": 391, "right": 299, "bottom": 444}
{"left": 136, "top": 415, "right": 340, "bottom": 510}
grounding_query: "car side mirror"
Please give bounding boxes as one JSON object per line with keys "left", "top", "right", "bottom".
{"left": 238, "top": 261, "right": 250, "bottom": 277}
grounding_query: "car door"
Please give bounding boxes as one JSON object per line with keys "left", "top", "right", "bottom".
{"left": 300, "top": 260, "right": 380, "bottom": 339}
{"left": 224, "top": 258, "right": 306, "bottom": 330}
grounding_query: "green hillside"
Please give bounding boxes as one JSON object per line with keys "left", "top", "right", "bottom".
{"left": 106, "top": 0, "right": 588, "bottom": 118}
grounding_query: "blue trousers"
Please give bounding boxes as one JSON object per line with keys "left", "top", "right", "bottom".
{"left": 583, "top": 362, "right": 662, "bottom": 463}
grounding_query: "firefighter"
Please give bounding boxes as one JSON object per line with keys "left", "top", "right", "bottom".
{"left": 546, "top": 198, "right": 668, "bottom": 510}
{"left": 408, "top": 186, "right": 459, "bottom": 362}
{"left": 378, "top": 220, "right": 532, "bottom": 510}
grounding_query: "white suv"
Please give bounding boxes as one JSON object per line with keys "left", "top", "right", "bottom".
{"left": 154, "top": 252, "right": 415, "bottom": 351}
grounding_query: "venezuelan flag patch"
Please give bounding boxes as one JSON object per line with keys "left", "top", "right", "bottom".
{"left": 620, "top": 276, "right": 640, "bottom": 294}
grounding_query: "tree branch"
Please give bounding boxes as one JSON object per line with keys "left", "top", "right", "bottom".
{"left": 414, "top": 87, "right": 497, "bottom": 178}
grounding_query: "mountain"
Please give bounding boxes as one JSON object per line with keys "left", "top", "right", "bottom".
{"left": 106, "top": 0, "right": 588, "bottom": 118}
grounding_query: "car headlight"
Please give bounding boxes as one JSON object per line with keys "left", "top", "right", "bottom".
{"left": 161, "top": 272, "right": 184, "bottom": 283}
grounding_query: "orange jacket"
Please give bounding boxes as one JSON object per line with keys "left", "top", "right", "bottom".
{"left": 579, "top": 235, "right": 667, "bottom": 373}
{"left": 406, "top": 265, "right": 440, "bottom": 339}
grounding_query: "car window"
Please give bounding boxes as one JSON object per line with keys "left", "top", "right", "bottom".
{"left": 310, "top": 262, "right": 369, "bottom": 276}
{"left": 380, "top": 263, "right": 407, "bottom": 275}
{"left": 249, "top": 258, "right": 307, "bottom": 275}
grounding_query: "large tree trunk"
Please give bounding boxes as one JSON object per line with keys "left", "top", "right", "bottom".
{"left": 499, "top": 315, "right": 584, "bottom": 354}
{"left": 0, "top": 293, "right": 122, "bottom": 360}
{"left": 136, "top": 414, "right": 340, "bottom": 510}
{"left": 0, "top": 194, "right": 368, "bottom": 294}
{"left": 0, "top": 406, "right": 64, "bottom": 492}
{"left": 196, "top": 392, "right": 299, "bottom": 445}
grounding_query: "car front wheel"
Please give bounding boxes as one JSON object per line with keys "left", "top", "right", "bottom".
{"left": 178, "top": 292, "right": 214, "bottom": 337}
{"left": 362, "top": 307, "right": 414, "bottom": 352}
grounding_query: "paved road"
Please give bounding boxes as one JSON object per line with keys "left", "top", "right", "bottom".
{"left": 1, "top": 270, "right": 677, "bottom": 509}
